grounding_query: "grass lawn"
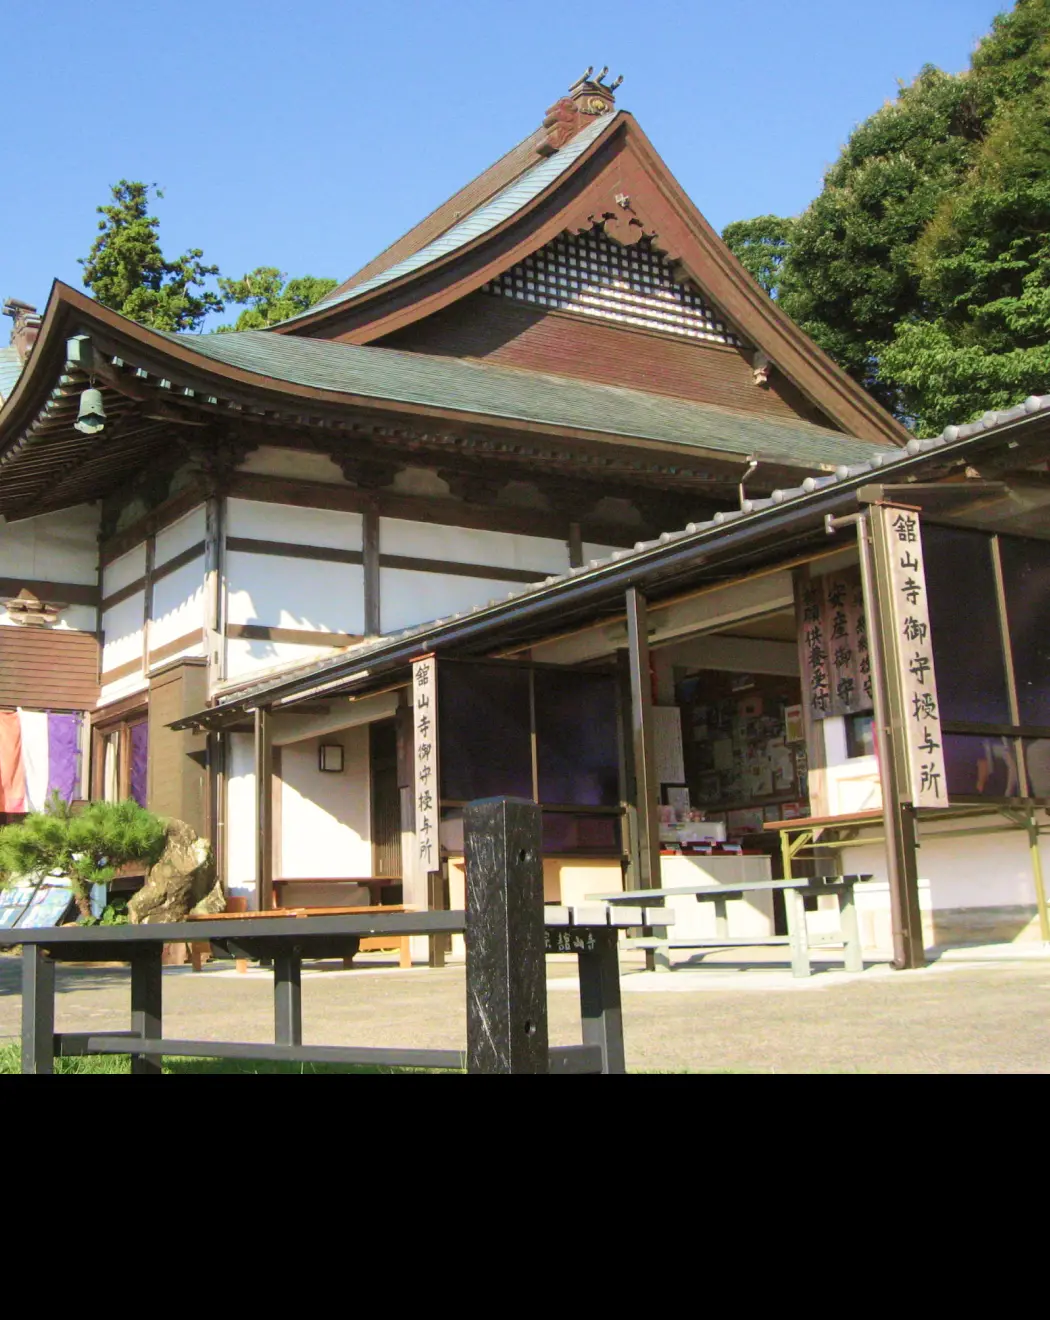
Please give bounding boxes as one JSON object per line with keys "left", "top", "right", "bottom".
{"left": 0, "top": 1041, "right": 454, "bottom": 1074}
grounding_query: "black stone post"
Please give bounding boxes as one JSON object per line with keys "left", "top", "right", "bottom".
{"left": 22, "top": 945, "right": 55, "bottom": 1075}
{"left": 465, "top": 796, "right": 549, "bottom": 1074}
{"left": 130, "top": 946, "right": 163, "bottom": 1075}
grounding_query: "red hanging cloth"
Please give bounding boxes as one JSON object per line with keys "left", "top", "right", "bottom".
{"left": 0, "top": 710, "right": 26, "bottom": 813}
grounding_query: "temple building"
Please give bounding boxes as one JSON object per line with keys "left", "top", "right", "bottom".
{"left": 1, "top": 72, "right": 1048, "bottom": 961}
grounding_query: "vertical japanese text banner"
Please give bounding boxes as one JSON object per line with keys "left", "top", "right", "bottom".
{"left": 875, "top": 507, "right": 949, "bottom": 809}
{"left": 412, "top": 656, "right": 440, "bottom": 875}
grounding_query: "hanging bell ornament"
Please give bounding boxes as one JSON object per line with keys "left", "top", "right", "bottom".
{"left": 74, "top": 387, "right": 106, "bottom": 436}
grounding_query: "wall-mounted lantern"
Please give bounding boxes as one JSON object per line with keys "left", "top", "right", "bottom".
{"left": 318, "top": 743, "right": 344, "bottom": 773}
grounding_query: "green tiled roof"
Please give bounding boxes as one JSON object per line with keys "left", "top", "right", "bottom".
{"left": 170, "top": 330, "right": 889, "bottom": 470}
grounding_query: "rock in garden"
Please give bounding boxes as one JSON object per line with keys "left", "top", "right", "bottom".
{"left": 128, "top": 819, "right": 216, "bottom": 924}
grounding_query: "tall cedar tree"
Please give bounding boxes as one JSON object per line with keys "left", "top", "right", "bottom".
{"left": 216, "top": 268, "right": 337, "bottom": 331}
{"left": 80, "top": 181, "right": 222, "bottom": 332}
{"left": 722, "top": 0, "right": 1050, "bottom": 432}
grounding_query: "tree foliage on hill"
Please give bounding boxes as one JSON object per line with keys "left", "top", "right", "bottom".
{"left": 722, "top": 0, "right": 1050, "bottom": 434}
{"left": 720, "top": 216, "right": 795, "bottom": 298}
{"left": 216, "top": 268, "right": 338, "bottom": 331}
{"left": 80, "top": 181, "right": 223, "bottom": 333}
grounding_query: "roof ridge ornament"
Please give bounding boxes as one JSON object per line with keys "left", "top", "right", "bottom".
{"left": 538, "top": 68, "right": 622, "bottom": 157}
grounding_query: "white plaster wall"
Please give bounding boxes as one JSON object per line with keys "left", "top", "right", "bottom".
{"left": 225, "top": 637, "right": 355, "bottom": 680}
{"left": 98, "top": 675, "right": 148, "bottom": 707}
{"left": 279, "top": 727, "right": 371, "bottom": 877}
{"left": 380, "top": 517, "right": 569, "bottom": 573}
{"left": 0, "top": 504, "right": 100, "bottom": 586}
{"left": 101, "top": 592, "right": 144, "bottom": 673}
{"left": 238, "top": 447, "right": 348, "bottom": 485}
{"left": 227, "top": 498, "right": 362, "bottom": 550}
{"left": 150, "top": 557, "right": 205, "bottom": 652}
{"left": 102, "top": 544, "right": 146, "bottom": 597}
{"left": 226, "top": 732, "right": 257, "bottom": 902}
{"left": 226, "top": 553, "right": 364, "bottom": 634}
{"left": 380, "top": 567, "right": 525, "bottom": 634}
{"left": 154, "top": 506, "right": 206, "bottom": 565}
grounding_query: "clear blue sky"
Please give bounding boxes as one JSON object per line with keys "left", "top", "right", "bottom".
{"left": 1, "top": 0, "right": 1008, "bottom": 326}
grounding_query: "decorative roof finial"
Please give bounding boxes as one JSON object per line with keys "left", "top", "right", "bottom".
{"left": 539, "top": 68, "right": 623, "bottom": 156}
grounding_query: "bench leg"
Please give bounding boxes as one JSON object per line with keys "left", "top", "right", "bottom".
{"left": 130, "top": 947, "right": 163, "bottom": 1075}
{"left": 399, "top": 936, "right": 412, "bottom": 970}
{"left": 578, "top": 929, "right": 626, "bottom": 1074}
{"left": 839, "top": 885, "right": 864, "bottom": 973}
{"left": 22, "top": 945, "right": 56, "bottom": 1075}
{"left": 783, "top": 887, "right": 811, "bottom": 978}
{"left": 274, "top": 951, "right": 302, "bottom": 1046}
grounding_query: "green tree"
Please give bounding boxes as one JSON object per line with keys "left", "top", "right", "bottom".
{"left": 0, "top": 796, "right": 167, "bottom": 920}
{"left": 776, "top": 65, "right": 980, "bottom": 416}
{"left": 80, "top": 180, "right": 222, "bottom": 332}
{"left": 217, "top": 267, "right": 338, "bottom": 331}
{"left": 881, "top": 3, "right": 1050, "bottom": 432}
{"left": 721, "top": 215, "right": 795, "bottom": 297}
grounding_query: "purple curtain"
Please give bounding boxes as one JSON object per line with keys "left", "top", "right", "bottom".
{"left": 46, "top": 713, "right": 82, "bottom": 803}
{"left": 130, "top": 723, "right": 149, "bottom": 807}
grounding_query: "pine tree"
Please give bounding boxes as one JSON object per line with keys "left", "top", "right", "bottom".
{"left": 80, "top": 181, "right": 223, "bottom": 332}
{"left": 0, "top": 797, "right": 167, "bottom": 920}
{"left": 216, "top": 268, "right": 338, "bottom": 331}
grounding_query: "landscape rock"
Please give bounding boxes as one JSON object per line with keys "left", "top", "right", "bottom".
{"left": 128, "top": 819, "right": 216, "bottom": 924}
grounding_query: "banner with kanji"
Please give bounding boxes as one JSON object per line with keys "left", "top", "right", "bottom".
{"left": 873, "top": 507, "right": 949, "bottom": 810}
{"left": 412, "top": 655, "right": 440, "bottom": 871}
{"left": 797, "top": 567, "right": 873, "bottom": 721}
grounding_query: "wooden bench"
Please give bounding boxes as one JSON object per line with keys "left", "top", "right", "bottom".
{"left": 588, "top": 876, "right": 871, "bottom": 978}
{"left": 272, "top": 876, "right": 402, "bottom": 906}
{"left": 187, "top": 904, "right": 413, "bottom": 971}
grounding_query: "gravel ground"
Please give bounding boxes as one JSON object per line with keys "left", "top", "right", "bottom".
{"left": 1, "top": 949, "right": 1048, "bottom": 1073}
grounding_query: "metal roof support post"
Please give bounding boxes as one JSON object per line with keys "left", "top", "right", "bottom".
{"left": 254, "top": 705, "right": 274, "bottom": 911}
{"left": 857, "top": 513, "right": 926, "bottom": 970}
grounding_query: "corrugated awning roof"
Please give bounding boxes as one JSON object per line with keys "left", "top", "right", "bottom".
{"left": 165, "top": 327, "right": 881, "bottom": 470}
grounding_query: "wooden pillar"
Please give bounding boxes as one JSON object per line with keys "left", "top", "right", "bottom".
{"left": 858, "top": 513, "right": 925, "bottom": 970}
{"left": 254, "top": 705, "right": 274, "bottom": 911}
{"left": 204, "top": 493, "right": 225, "bottom": 686}
{"left": 625, "top": 588, "right": 661, "bottom": 889}
{"left": 363, "top": 499, "right": 380, "bottom": 636}
{"left": 568, "top": 521, "right": 584, "bottom": 569}
{"left": 141, "top": 533, "right": 155, "bottom": 675}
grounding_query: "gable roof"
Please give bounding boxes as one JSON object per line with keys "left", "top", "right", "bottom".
{"left": 284, "top": 115, "right": 614, "bottom": 327}
{"left": 274, "top": 102, "right": 909, "bottom": 450}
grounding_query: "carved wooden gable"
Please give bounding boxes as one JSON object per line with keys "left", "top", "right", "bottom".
{"left": 482, "top": 226, "right": 745, "bottom": 348}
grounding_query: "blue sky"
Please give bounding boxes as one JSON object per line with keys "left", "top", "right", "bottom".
{"left": 1, "top": 0, "right": 1007, "bottom": 326}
